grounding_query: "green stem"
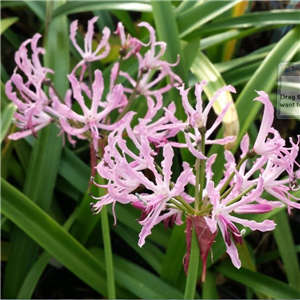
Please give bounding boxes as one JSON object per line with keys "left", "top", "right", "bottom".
{"left": 169, "top": 198, "right": 191, "bottom": 213}
{"left": 184, "top": 228, "right": 199, "bottom": 299}
{"left": 114, "top": 56, "right": 123, "bottom": 86}
{"left": 173, "top": 196, "right": 195, "bottom": 215}
{"left": 100, "top": 205, "right": 116, "bottom": 299}
{"left": 219, "top": 153, "right": 249, "bottom": 195}
{"left": 198, "top": 129, "right": 206, "bottom": 210}
{"left": 87, "top": 62, "right": 93, "bottom": 91}
{"left": 115, "top": 71, "right": 143, "bottom": 122}
{"left": 194, "top": 156, "right": 201, "bottom": 211}
{"left": 226, "top": 184, "right": 256, "bottom": 206}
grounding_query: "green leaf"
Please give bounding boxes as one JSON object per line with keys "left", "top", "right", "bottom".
{"left": 215, "top": 261, "right": 300, "bottom": 299}
{"left": 177, "top": 1, "right": 242, "bottom": 39}
{"left": 202, "top": 269, "right": 219, "bottom": 299}
{"left": 196, "top": 10, "right": 300, "bottom": 36}
{"left": 234, "top": 25, "right": 300, "bottom": 150}
{"left": 59, "top": 148, "right": 89, "bottom": 194}
{"left": 273, "top": 210, "right": 300, "bottom": 289}
{"left": 90, "top": 247, "right": 184, "bottom": 299}
{"left": 3, "top": 3, "right": 68, "bottom": 297}
{"left": 113, "top": 224, "right": 164, "bottom": 274}
{"left": 1, "top": 103, "right": 16, "bottom": 143}
{"left": 160, "top": 224, "right": 186, "bottom": 285}
{"left": 1, "top": 17, "right": 19, "bottom": 35}
{"left": 215, "top": 52, "right": 269, "bottom": 73}
{"left": 52, "top": 1, "right": 152, "bottom": 19}
{"left": 1, "top": 179, "right": 108, "bottom": 296}
{"left": 24, "top": 1, "right": 45, "bottom": 21}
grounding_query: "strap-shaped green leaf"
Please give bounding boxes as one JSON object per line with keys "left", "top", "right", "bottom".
{"left": 52, "top": 1, "right": 152, "bottom": 18}
{"left": 1, "top": 178, "right": 109, "bottom": 296}
{"left": 273, "top": 211, "right": 300, "bottom": 289}
{"left": 215, "top": 260, "right": 300, "bottom": 299}
{"left": 1, "top": 17, "right": 19, "bottom": 35}
{"left": 177, "top": 1, "right": 242, "bottom": 39}
{"left": 1, "top": 103, "right": 16, "bottom": 143}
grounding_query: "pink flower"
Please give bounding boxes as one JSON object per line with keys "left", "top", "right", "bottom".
{"left": 204, "top": 177, "right": 276, "bottom": 268}
{"left": 6, "top": 74, "right": 57, "bottom": 139}
{"left": 14, "top": 33, "right": 54, "bottom": 87}
{"left": 53, "top": 70, "right": 127, "bottom": 151}
{"left": 133, "top": 92, "right": 182, "bottom": 146}
{"left": 252, "top": 91, "right": 286, "bottom": 158}
{"left": 170, "top": 82, "right": 236, "bottom": 159}
{"left": 119, "top": 22, "right": 182, "bottom": 96}
{"left": 70, "top": 17, "right": 110, "bottom": 74}
{"left": 91, "top": 118, "right": 193, "bottom": 246}
{"left": 114, "top": 22, "right": 145, "bottom": 59}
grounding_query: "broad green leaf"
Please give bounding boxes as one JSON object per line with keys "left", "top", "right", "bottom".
{"left": 2, "top": 27, "right": 23, "bottom": 50}
{"left": 1, "top": 179, "right": 108, "bottom": 296}
{"left": 200, "top": 26, "right": 276, "bottom": 50}
{"left": 112, "top": 10, "right": 136, "bottom": 36}
{"left": 1, "top": 81, "right": 9, "bottom": 108}
{"left": 202, "top": 269, "right": 219, "bottom": 299}
{"left": 1, "top": 17, "right": 18, "bottom": 35}
{"left": 160, "top": 224, "right": 186, "bottom": 285}
{"left": 189, "top": 10, "right": 300, "bottom": 37}
{"left": 175, "top": 0, "right": 199, "bottom": 15}
{"left": 235, "top": 25, "right": 300, "bottom": 149}
{"left": 1, "top": 241, "right": 11, "bottom": 262}
{"left": 215, "top": 52, "right": 268, "bottom": 73}
{"left": 24, "top": 1, "right": 45, "bottom": 21}
{"left": 215, "top": 261, "right": 300, "bottom": 299}
{"left": 3, "top": 2, "right": 68, "bottom": 297}
{"left": 151, "top": 1, "right": 187, "bottom": 83}
{"left": 177, "top": 1, "right": 242, "bottom": 39}
{"left": 273, "top": 211, "right": 300, "bottom": 289}
{"left": 220, "top": 1, "right": 249, "bottom": 62}
{"left": 1, "top": 103, "right": 16, "bottom": 143}
{"left": 59, "top": 148, "right": 90, "bottom": 194}
{"left": 237, "top": 242, "right": 268, "bottom": 299}
{"left": 113, "top": 224, "right": 164, "bottom": 274}
{"left": 191, "top": 51, "right": 239, "bottom": 147}
{"left": 222, "top": 61, "right": 261, "bottom": 86}
{"left": 258, "top": 245, "right": 300, "bottom": 264}
{"left": 90, "top": 247, "right": 184, "bottom": 299}
{"left": 3, "top": 124, "right": 62, "bottom": 299}
{"left": 52, "top": 1, "right": 152, "bottom": 19}
{"left": 1, "top": 1, "right": 25, "bottom": 8}
{"left": 210, "top": 25, "right": 300, "bottom": 183}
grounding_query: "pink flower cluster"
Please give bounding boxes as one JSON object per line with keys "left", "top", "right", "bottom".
{"left": 6, "top": 17, "right": 181, "bottom": 151}
{"left": 6, "top": 17, "right": 300, "bottom": 280}
{"left": 90, "top": 83, "right": 299, "bottom": 279}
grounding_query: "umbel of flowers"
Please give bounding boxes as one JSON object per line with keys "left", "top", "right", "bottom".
{"left": 6, "top": 17, "right": 300, "bottom": 281}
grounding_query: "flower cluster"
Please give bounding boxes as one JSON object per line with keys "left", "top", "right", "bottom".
{"left": 90, "top": 83, "right": 299, "bottom": 280}
{"left": 6, "top": 18, "right": 181, "bottom": 151}
{"left": 6, "top": 17, "right": 300, "bottom": 282}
